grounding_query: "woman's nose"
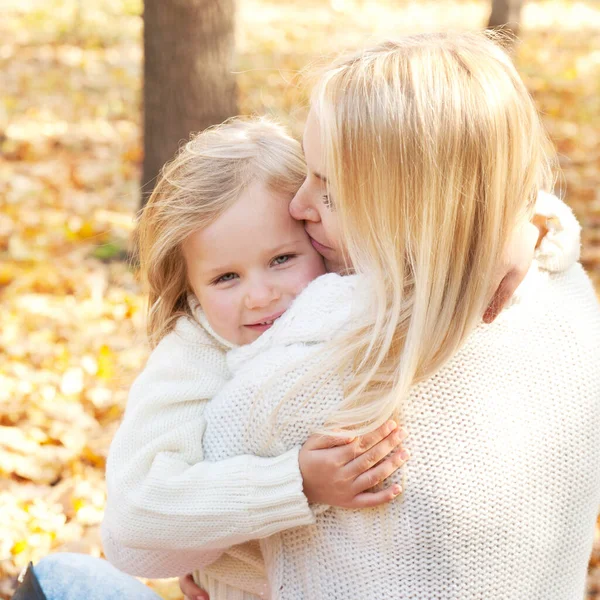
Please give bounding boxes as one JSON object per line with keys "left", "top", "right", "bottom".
{"left": 244, "top": 279, "right": 281, "bottom": 310}
{"left": 290, "top": 183, "right": 320, "bottom": 222}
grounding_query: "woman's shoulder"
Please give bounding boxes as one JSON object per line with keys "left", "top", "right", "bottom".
{"left": 489, "top": 259, "right": 600, "bottom": 341}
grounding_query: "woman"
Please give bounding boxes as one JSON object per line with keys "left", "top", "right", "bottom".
{"left": 174, "top": 32, "right": 600, "bottom": 598}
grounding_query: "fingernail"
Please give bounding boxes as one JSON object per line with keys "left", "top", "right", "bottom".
{"left": 399, "top": 449, "right": 410, "bottom": 460}
{"left": 386, "top": 420, "right": 397, "bottom": 433}
{"left": 392, "top": 485, "right": 402, "bottom": 496}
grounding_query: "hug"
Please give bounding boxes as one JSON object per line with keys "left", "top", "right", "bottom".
{"left": 19, "top": 31, "right": 600, "bottom": 600}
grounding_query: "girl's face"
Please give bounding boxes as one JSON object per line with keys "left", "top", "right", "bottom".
{"left": 183, "top": 179, "right": 326, "bottom": 346}
{"left": 290, "top": 108, "right": 347, "bottom": 274}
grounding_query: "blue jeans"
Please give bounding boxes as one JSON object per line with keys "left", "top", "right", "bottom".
{"left": 22, "top": 553, "right": 163, "bottom": 600}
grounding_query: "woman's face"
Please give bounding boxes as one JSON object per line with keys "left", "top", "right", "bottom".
{"left": 290, "top": 108, "right": 347, "bottom": 274}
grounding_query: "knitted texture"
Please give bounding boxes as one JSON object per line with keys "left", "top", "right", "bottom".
{"left": 200, "top": 196, "right": 600, "bottom": 599}
{"left": 101, "top": 313, "right": 314, "bottom": 598}
{"left": 203, "top": 260, "right": 600, "bottom": 600}
{"left": 102, "top": 193, "right": 596, "bottom": 599}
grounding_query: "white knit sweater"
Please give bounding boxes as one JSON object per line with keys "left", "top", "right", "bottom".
{"left": 102, "top": 194, "right": 599, "bottom": 599}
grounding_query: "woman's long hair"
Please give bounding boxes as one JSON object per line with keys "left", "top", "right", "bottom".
{"left": 135, "top": 117, "right": 307, "bottom": 347}
{"left": 309, "top": 32, "right": 556, "bottom": 434}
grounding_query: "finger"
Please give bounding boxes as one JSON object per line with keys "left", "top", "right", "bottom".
{"left": 179, "top": 574, "right": 210, "bottom": 600}
{"left": 352, "top": 447, "right": 409, "bottom": 493}
{"left": 303, "top": 431, "right": 355, "bottom": 450}
{"left": 350, "top": 483, "right": 403, "bottom": 509}
{"left": 483, "top": 270, "right": 519, "bottom": 324}
{"left": 532, "top": 214, "right": 549, "bottom": 249}
{"left": 339, "top": 420, "right": 398, "bottom": 461}
{"left": 483, "top": 273, "right": 510, "bottom": 324}
{"left": 344, "top": 426, "right": 407, "bottom": 474}
{"left": 484, "top": 218, "right": 538, "bottom": 324}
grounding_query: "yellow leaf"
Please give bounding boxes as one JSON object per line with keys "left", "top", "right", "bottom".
{"left": 97, "top": 345, "right": 114, "bottom": 381}
{"left": 11, "top": 540, "right": 27, "bottom": 555}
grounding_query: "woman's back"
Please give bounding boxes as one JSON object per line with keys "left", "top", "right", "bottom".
{"left": 204, "top": 261, "right": 600, "bottom": 599}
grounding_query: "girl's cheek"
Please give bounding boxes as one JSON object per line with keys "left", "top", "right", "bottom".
{"left": 202, "top": 289, "right": 240, "bottom": 331}
{"left": 287, "top": 259, "right": 325, "bottom": 296}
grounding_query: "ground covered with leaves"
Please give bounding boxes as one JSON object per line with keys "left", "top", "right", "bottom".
{"left": 0, "top": 0, "right": 599, "bottom": 598}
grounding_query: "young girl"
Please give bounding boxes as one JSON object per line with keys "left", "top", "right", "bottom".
{"left": 101, "top": 118, "right": 410, "bottom": 599}
{"left": 103, "top": 33, "right": 598, "bottom": 600}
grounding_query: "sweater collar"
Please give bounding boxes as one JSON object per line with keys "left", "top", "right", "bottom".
{"left": 227, "top": 273, "right": 367, "bottom": 372}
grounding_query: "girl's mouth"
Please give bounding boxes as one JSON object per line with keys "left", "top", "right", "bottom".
{"left": 245, "top": 322, "right": 275, "bottom": 333}
{"left": 245, "top": 311, "right": 285, "bottom": 332}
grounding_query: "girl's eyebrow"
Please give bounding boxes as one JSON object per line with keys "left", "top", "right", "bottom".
{"left": 268, "top": 239, "right": 307, "bottom": 255}
{"left": 204, "top": 265, "right": 236, "bottom": 277}
{"left": 201, "top": 239, "right": 306, "bottom": 277}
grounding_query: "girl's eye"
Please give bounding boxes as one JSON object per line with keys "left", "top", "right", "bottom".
{"left": 271, "top": 254, "right": 295, "bottom": 266}
{"left": 213, "top": 272, "right": 238, "bottom": 284}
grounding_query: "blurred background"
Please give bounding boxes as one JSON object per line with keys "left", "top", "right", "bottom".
{"left": 0, "top": 0, "right": 599, "bottom": 598}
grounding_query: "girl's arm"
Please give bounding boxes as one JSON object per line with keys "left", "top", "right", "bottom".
{"left": 102, "top": 317, "right": 314, "bottom": 575}
{"left": 102, "top": 317, "right": 406, "bottom": 579}
{"left": 484, "top": 192, "right": 581, "bottom": 323}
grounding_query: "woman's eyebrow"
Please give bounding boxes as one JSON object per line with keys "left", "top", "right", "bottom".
{"left": 301, "top": 140, "right": 327, "bottom": 183}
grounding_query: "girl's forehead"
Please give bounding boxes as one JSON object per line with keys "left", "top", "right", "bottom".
{"left": 185, "top": 181, "right": 307, "bottom": 264}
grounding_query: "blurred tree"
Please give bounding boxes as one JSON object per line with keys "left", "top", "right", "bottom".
{"left": 487, "top": 0, "right": 524, "bottom": 36}
{"left": 142, "top": 0, "right": 237, "bottom": 207}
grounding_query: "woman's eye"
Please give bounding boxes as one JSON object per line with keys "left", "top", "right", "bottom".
{"left": 322, "top": 194, "right": 334, "bottom": 210}
{"left": 214, "top": 272, "right": 238, "bottom": 284}
{"left": 271, "top": 254, "right": 295, "bottom": 266}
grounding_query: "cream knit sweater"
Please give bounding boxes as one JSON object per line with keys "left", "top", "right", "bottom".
{"left": 102, "top": 194, "right": 599, "bottom": 599}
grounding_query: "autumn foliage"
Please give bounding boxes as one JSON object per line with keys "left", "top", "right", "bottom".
{"left": 1, "top": 1, "right": 599, "bottom": 598}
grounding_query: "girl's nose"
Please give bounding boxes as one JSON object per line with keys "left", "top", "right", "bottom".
{"left": 290, "top": 182, "right": 320, "bottom": 222}
{"left": 244, "top": 279, "right": 281, "bottom": 310}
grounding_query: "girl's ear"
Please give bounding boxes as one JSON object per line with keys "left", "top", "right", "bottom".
{"left": 483, "top": 220, "right": 540, "bottom": 324}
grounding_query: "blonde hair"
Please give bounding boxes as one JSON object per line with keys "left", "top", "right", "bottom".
{"left": 135, "top": 117, "right": 307, "bottom": 347}
{"left": 307, "top": 32, "right": 556, "bottom": 435}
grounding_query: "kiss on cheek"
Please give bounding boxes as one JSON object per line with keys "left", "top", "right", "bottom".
{"left": 182, "top": 179, "right": 326, "bottom": 346}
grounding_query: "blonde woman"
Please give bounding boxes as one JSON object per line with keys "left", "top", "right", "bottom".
{"left": 182, "top": 32, "right": 599, "bottom": 599}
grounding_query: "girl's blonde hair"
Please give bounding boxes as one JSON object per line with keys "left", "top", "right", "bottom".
{"left": 310, "top": 32, "right": 556, "bottom": 434}
{"left": 135, "top": 117, "right": 307, "bottom": 347}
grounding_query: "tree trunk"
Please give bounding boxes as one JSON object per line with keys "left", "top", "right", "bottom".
{"left": 142, "top": 0, "right": 237, "bottom": 207}
{"left": 487, "top": 0, "right": 524, "bottom": 37}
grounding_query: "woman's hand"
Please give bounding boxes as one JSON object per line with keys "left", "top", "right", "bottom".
{"left": 179, "top": 573, "right": 209, "bottom": 600}
{"left": 299, "top": 420, "right": 408, "bottom": 508}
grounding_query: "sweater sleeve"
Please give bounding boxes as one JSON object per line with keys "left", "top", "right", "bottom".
{"left": 103, "top": 525, "right": 266, "bottom": 599}
{"left": 101, "top": 318, "right": 315, "bottom": 578}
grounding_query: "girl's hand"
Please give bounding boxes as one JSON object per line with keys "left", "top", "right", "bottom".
{"left": 179, "top": 573, "right": 209, "bottom": 600}
{"left": 299, "top": 420, "right": 408, "bottom": 508}
{"left": 483, "top": 219, "right": 541, "bottom": 324}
